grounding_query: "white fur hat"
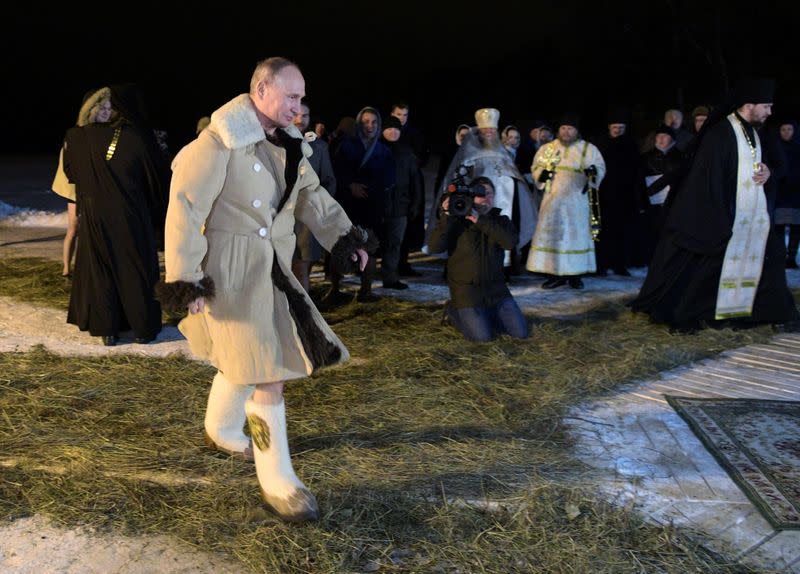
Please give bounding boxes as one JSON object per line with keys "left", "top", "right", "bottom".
{"left": 475, "top": 108, "right": 500, "bottom": 129}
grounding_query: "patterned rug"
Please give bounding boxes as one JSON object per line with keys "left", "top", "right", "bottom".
{"left": 666, "top": 397, "right": 800, "bottom": 529}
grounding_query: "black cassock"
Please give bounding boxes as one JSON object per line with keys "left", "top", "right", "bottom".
{"left": 593, "top": 133, "right": 640, "bottom": 272}
{"left": 630, "top": 114, "right": 798, "bottom": 329}
{"left": 63, "top": 123, "right": 166, "bottom": 338}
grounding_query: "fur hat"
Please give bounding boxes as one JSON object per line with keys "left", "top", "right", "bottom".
{"left": 475, "top": 108, "right": 500, "bottom": 129}
{"left": 76, "top": 87, "right": 111, "bottom": 126}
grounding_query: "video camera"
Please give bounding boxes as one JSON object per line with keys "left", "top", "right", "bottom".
{"left": 445, "top": 164, "right": 486, "bottom": 217}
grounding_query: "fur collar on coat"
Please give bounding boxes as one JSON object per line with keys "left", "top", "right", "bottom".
{"left": 209, "top": 94, "right": 313, "bottom": 158}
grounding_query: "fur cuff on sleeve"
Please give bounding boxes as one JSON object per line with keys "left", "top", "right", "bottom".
{"left": 330, "top": 226, "right": 379, "bottom": 274}
{"left": 155, "top": 276, "right": 215, "bottom": 312}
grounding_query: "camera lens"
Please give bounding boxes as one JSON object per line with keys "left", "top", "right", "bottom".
{"left": 451, "top": 194, "right": 470, "bottom": 216}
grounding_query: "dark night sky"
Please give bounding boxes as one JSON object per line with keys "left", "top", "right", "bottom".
{"left": 3, "top": 1, "right": 799, "bottom": 155}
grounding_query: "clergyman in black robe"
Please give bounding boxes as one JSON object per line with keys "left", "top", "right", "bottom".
{"left": 63, "top": 84, "right": 169, "bottom": 344}
{"left": 630, "top": 78, "right": 799, "bottom": 331}
{"left": 593, "top": 110, "right": 640, "bottom": 275}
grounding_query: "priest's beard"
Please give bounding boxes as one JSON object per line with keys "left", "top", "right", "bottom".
{"left": 558, "top": 134, "right": 578, "bottom": 146}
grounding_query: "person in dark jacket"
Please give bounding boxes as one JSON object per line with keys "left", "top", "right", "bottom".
{"left": 637, "top": 125, "right": 684, "bottom": 263}
{"left": 381, "top": 116, "right": 423, "bottom": 289}
{"left": 772, "top": 121, "right": 800, "bottom": 266}
{"left": 329, "top": 106, "right": 394, "bottom": 302}
{"left": 428, "top": 177, "right": 529, "bottom": 342}
{"left": 291, "top": 97, "right": 337, "bottom": 291}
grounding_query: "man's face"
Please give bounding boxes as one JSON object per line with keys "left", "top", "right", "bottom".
{"left": 693, "top": 115, "right": 707, "bottom": 132}
{"left": 391, "top": 106, "right": 409, "bottom": 126}
{"left": 748, "top": 103, "right": 773, "bottom": 127}
{"left": 504, "top": 129, "right": 521, "bottom": 149}
{"left": 473, "top": 183, "right": 494, "bottom": 210}
{"left": 780, "top": 124, "right": 795, "bottom": 142}
{"left": 608, "top": 123, "right": 626, "bottom": 138}
{"left": 655, "top": 133, "right": 674, "bottom": 151}
{"left": 558, "top": 125, "right": 578, "bottom": 144}
{"left": 254, "top": 66, "right": 305, "bottom": 129}
{"left": 456, "top": 127, "right": 470, "bottom": 146}
{"left": 478, "top": 127, "right": 499, "bottom": 143}
{"left": 382, "top": 126, "right": 401, "bottom": 142}
{"left": 314, "top": 122, "right": 326, "bottom": 137}
{"left": 538, "top": 128, "right": 554, "bottom": 144}
{"left": 293, "top": 104, "right": 310, "bottom": 131}
{"left": 360, "top": 112, "right": 379, "bottom": 139}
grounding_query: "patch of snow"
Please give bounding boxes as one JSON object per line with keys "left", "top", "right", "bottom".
{"left": 0, "top": 200, "right": 66, "bottom": 228}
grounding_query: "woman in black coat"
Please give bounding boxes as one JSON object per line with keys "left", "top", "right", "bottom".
{"left": 63, "top": 84, "right": 169, "bottom": 345}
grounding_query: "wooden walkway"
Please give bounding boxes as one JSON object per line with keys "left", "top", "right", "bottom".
{"left": 567, "top": 334, "right": 800, "bottom": 573}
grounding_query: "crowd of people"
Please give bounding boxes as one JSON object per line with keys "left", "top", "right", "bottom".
{"left": 50, "top": 57, "right": 799, "bottom": 522}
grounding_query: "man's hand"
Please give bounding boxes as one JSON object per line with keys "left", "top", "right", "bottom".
{"left": 537, "top": 169, "right": 554, "bottom": 183}
{"left": 188, "top": 297, "right": 205, "bottom": 314}
{"left": 351, "top": 248, "right": 368, "bottom": 272}
{"left": 753, "top": 163, "right": 770, "bottom": 186}
{"left": 584, "top": 165, "right": 597, "bottom": 178}
{"left": 441, "top": 196, "right": 450, "bottom": 212}
{"left": 349, "top": 182, "right": 368, "bottom": 199}
{"left": 466, "top": 213, "right": 479, "bottom": 223}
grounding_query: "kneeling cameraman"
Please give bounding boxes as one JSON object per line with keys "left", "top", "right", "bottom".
{"left": 428, "top": 176, "right": 529, "bottom": 342}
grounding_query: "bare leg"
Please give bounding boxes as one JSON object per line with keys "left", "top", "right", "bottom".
{"left": 246, "top": 381, "right": 319, "bottom": 521}
{"left": 62, "top": 203, "right": 78, "bottom": 276}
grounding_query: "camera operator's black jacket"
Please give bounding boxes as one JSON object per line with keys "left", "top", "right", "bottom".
{"left": 428, "top": 208, "right": 519, "bottom": 309}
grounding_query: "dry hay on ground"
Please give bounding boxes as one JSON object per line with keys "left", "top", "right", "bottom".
{"left": 0, "top": 260, "right": 773, "bottom": 572}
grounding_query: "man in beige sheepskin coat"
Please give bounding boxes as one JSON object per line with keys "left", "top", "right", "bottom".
{"left": 157, "top": 57, "right": 374, "bottom": 522}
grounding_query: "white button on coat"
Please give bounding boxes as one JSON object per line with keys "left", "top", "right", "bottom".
{"left": 253, "top": 163, "right": 262, "bottom": 172}
{"left": 258, "top": 227, "right": 268, "bottom": 237}
{"left": 252, "top": 199, "right": 262, "bottom": 208}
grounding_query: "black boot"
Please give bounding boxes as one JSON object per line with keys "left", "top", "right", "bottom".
{"left": 568, "top": 277, "right": 584, "bottom": 289}
{"left": 542, "top": 277, "right": 567, "bottom": 289}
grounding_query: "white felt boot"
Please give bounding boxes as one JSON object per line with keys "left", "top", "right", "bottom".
{"left": 245, "top": 398, "right": 319, "bottom": 522}
{"left": 204, "top": 372, "right": 254, "bottom": 460}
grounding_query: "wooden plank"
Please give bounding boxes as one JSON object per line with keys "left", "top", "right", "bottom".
{"left": 724, "top": 354, "right": 800, "bottom": 374}
{"left": 649, "top": 377, "right": 743, "bottom": 399}
{"left": 629, "top": 392, "right": 668, "bottom": 405}
{"left": 727, "top": 349, "right": 800, "bottom": 368}
{"left": 746, "top": 344, "right": 800, "bottom": 360}
{"left": 692, "top": 364, "right": 800, "bottom": 392}
{"left": 674, "top": 372, "right": 799, "bottom": 400}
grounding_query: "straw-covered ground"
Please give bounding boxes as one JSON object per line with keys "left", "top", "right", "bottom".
{"left": 0, "top": 256, "right": 775, "bottom": 573}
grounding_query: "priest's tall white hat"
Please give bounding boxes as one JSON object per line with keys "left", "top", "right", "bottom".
{"left": 475, "top": 108, "right": 500, "bottom": 129}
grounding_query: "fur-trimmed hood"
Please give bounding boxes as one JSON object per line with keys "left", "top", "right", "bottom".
{"left": 208, "top": 94, "right": 312, "bottom": 157}
{"left": 77, "top": 87, "right": 110, "bottom": 126}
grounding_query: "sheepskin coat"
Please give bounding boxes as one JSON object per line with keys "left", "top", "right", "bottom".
{"left": 165, "top": 94, "right": 355, "bottom": 385}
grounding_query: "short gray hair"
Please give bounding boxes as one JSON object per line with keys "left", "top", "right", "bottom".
{"left": 249, "top": 57, "right": 299, "bottom": 95}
